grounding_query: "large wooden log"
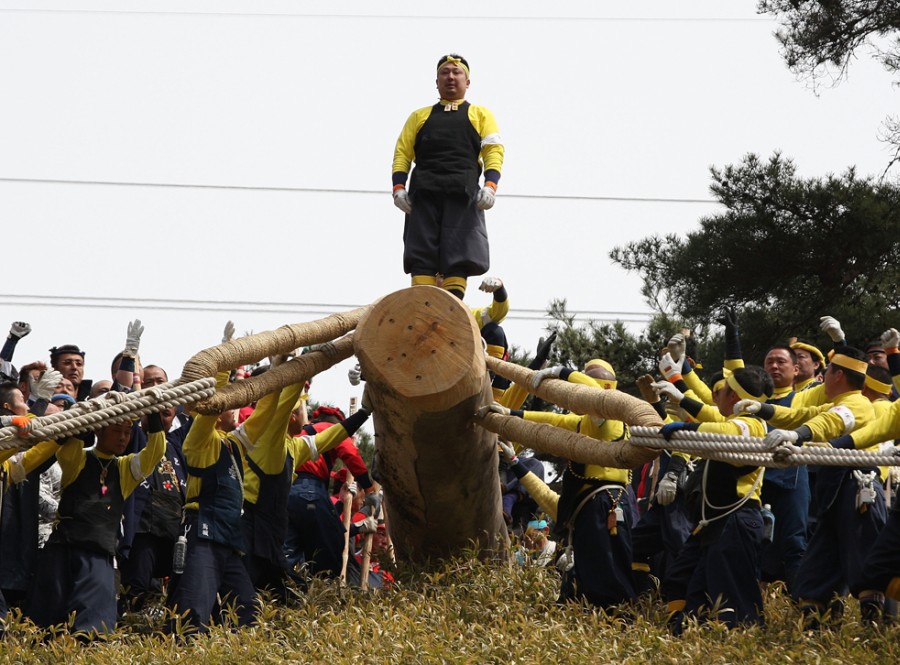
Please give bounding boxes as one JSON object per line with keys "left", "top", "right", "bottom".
{"left": 353, "top": 286, "right": 506, "bottom": 562}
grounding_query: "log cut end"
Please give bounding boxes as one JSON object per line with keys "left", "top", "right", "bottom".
{"left": 354, "top": 286, "right": 485, "bottom": 412}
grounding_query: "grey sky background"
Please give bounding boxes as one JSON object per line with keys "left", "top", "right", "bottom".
{"left": 1, "top": 1, "right": 896, "bottom": 416}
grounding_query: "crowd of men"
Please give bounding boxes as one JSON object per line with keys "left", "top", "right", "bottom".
{"left": 488, "top": 311, "right": 900, "bottom": 633}
{"left": 0, "top": 319, "right": 383, "bottom": 636}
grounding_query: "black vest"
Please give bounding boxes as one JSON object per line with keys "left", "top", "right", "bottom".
{"left": 186, "top": 441, "right": 245, "bottom": 552}
{"left": 410, "top": 101, "right": 482, "bottom": 197}
{"left": 138, "top": 453, "right": 185, "bottom": 541}
{"left": 241, "top": 454, "right": 292, "bottom": 564}
{"left": 51, "top": 451, "right": 124, "bottom": 556}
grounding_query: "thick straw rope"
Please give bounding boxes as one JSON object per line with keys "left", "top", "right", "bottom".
{"left": 177, "top": 307, "right": 370, "bottom": 384}
{"left": 193, "top": 335, "right": 355, "bottom": 415}
{"left": 0, "top": 378, "right": 216, "bottom": 451}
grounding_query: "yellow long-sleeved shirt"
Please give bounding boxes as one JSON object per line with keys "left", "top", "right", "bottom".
{"left": 522, "top": 411, "right": 630, "bottom": 486}
{"left": 696, "top": 415, "right": 767, "bottom": 504}
{"left": 182, "top": 371, "right": 245, "bottom": 511}
{"left": 471, "top": 297, "right": 509, "bottom": 330}
{"left": 767, "top": 390, "right": 874, "bottom": 442}
{"left": 0, "top": 439, "right": 64, "bottom": 484}
{"left": 848, "top": 398, "right": 900, "bottom": 450}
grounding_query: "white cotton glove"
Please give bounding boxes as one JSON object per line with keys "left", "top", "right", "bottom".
{"left": 557, "top": 547, "right": 575, "bottom": 572}
{"left": 497, "top": 439, "right": 518, "bottom": 465}
{"left": 655, "top": 471, "right": 679, "bottom": 506}
{"left": 667, "top": 333, "right": 686, "bottom": 365}
{"left": 530, "top": 366, "right": 563, "bottom": 390}
{"left": 393, "top": 187, "right": 412, "bottom": 214}
{"left": 733, "top": 399, "right": 762, "bottom": 416}
{"left": 476, "top": 402, "right": 511, "bottom": 418}
{"left": 650, "top": 380, "right": 684, "bottom": 404}
{"left": 881, "top": 328, "right": 900, "bottom": 349}
{"left": 348, "top": 363, "right": 362, "bottom": 386}
{"left": 29, "top": 369, "right": 63, "bottom": 401}
{"left": 658, "top": 352, "right": 682, "bottom": 382}
{"left": 355, "top": 515, "right": 378, "bottom": 535}
{"left": 819, "top": 315, "right": 845, "bottom": 343}
{"left": 476, "top": 185, "right": 496, "bottom": 210}
{"left": 123, "top": 319, "right": 144, "bottom": 357}
{"left": 222, "top": 320, "right": 236, "bottom": 343}
{"left": 479, "top": 277, "right": 503, "bottom": 293}
{"left": 762, "top": 428, "right": 799, "bottom": 451}
{"left": 8, "top": 322, "right": 31, "bottom": 339}
{"left": 772, "top": 442, "right": 800, "bottom": 463}
{"left": 346, "top": 481, "right": 358, "bottom": 496}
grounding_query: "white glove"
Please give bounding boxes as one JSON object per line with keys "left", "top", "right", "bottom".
{"left": 476, "top": 185, "right": 496, "bottom": 210}
{"left": 650, "top": 380, "right": 684, "bottom": 404}
{"left": 530, "top": 366, "right": 563, "bottom": 390}
{"left": 667, "top": 333, "right": 686, "bottom": 365}
{"left": 29, "top": 369, "right": 63, "bottom": 401}
{"left": 819, "top": 315, "right": 845, "bottom": 343}
{"left": 8, "top": 322, "right": 31, "bottom": 339}
{"left": 655, "top": 471, "right": 678, "bottom": 506}
{"left": 393, "top": 187, "right": 412, "bottom": 214}
{"left": 762, "top": 428, "right": 799, "bottom": 451}
{"left": 497, "top": 439, "right": 518, "bottom": 465}
{"left": 123, "top": 319, "right": 144, "bottom": 357}
{"left": 222, "top": 321, "right": 235, "bottom": 343}
{"left": 355, "top": 515, "right": 378, "bottom": 535}
{"left": 348, "top": 363, "right": 362, "bottom": 386}
{"left": 556, "top": 547, "right": 575, "bottom": 572}
{"left": 881, "top": 328, "right": 900, "bottom": 349}
{"left": 476, "top": 402, "right": 511, "bottom": 418}
{"left": 772, "top": 442, "right": 800, "bottom": 463}
{"left": 733, "top": 399, "right": 762, "bottom": 415}
{"left": 658, "top": 352, "right": 682, "bottom": 381}
{"left": 479, "top": 277, "right": 503, "bottom": 293}
{"left": 346, "top": 481, "right": 358, "bottom": 496}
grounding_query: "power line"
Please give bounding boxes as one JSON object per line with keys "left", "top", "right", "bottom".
{"left": 0, "top": 8, "right": 770, "bottom": 22}
{"left": 0, "top": 294, "right": 654, "bottom": 322}
{"left": 0, "top": 177, "right": 718, "bottom": 205}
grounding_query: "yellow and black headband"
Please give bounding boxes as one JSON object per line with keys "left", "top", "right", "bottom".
{"left": 437, "top": 55, "right": 470, "bottom": 77}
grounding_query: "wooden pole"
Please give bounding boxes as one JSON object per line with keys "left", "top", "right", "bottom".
{"left": 338, "top": 482, "right": 355, "bottom": 587}
{"left": 353, "top": 286, "right": 507, "bottom": 562}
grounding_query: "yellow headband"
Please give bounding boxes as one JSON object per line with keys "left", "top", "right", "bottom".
{"left": 790, "top": 342, "right": 825, "bottom": 364}
{"left": 437, "top": 56, "right": 469, "bottom": 77}
{"left": 830, "top": 354, "right": 868, "bottom": 375}
{"left": 864, "top": 374, "right": 892, "bottom": 396}
{"left": 726, "top": 373, "right": 766, "bottom": 402}
{"left": 712, "top": 378, "right": 727, "bottom": 393}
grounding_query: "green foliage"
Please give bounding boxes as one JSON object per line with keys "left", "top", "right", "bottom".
{"left": 3, "top": 559, "right": 899, "bottom": 663}
{"left": 610, "top": 152, "right": 900, "bottom": 364}
{"left": 759, "top": 0, "right": 900, "bottom": 173}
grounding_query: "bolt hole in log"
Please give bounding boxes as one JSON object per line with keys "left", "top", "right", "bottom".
{"left": 353, "top": 286, "right": 507, "bottom": 560}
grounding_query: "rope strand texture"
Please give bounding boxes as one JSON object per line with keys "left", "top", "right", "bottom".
{"left": 0, "top": 378, "right": 216, "bottom": 450}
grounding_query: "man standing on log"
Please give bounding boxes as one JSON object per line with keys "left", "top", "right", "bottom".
{"left": 391, "top": 53, "right": 504, "bottom": 300}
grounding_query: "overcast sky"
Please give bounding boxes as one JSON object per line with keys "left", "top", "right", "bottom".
{"left": 1, "top": 1, "right": 897, "bottom": 416}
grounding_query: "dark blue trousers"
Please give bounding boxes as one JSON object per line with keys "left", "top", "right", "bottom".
{"left": 663, "top": 505, "right": 764, "bottom": 628}
{"left": 793, "top": 478, "right": 886, "bottom": 604}
{"left": 859, "top": 505, "right": 900, "bottom": 596}
{"left": 566, "top": 488, "right": 636, "bottom": 609}
{"left": 27, "top": 543, "right": 117, "bottom": 634}
{"left": 631, "top": 498, "right": 692, "bottom": 576}
{"left": 166, "top": 520, "right": 257, "bottom": 634}
{"left": 760, "top": 470, "right": 809, "bottom": 590}
{"left": 119, "top": 533, "right": 173, "bottom": 611}
{"left": 284, "top": 476, "right": 345, "bottom": 577}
